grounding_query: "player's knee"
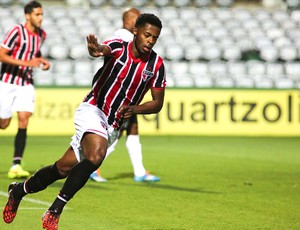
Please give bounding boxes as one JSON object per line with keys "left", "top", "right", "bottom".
{"left": 0, "top": 120, "right": 10, "bottom": 129}
{"left": 87, "top": 148, "right": 106, "bottom": 167}
{"left": 56, "top": 164, "right": 72, "bottom": 178}
{"left": 0, "top": 125, "right": 7, "bottom": 129}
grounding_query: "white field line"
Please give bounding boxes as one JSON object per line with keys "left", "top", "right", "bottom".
{"left": 0, "top": 190, "right": 71, "bottom": 210}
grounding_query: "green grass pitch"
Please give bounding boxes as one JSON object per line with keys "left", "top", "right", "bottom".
{"left": 0, "top": 135, "right": 299, "bottom": 229}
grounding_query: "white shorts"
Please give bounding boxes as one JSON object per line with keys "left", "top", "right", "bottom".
{"left": 0, "top": 81, "right": 35, "bottom": 119}
{"left": 70, "top": 102, "right": 119, "bottom": 161}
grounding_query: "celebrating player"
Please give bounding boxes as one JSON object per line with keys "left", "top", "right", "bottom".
{"left": 90, "top": 7, "right": 160, "bottom": 183}
{"left": 3, "top": 13, "right": 165, "bottom": 230}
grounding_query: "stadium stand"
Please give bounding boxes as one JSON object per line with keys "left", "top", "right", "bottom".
{"left": 0, "top": 0, "right": 300, "bottom": 88}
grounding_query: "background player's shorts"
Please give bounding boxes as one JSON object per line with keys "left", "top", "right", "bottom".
{"left": 0, "top": 81, "right": 35, "bottom": 119}
{"left": 70, "top": 102, "right": 119, "bottom": 161}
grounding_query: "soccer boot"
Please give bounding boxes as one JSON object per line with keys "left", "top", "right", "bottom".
{"left": 3, "top": 182, "right": 22, "bottom": 223}
{"left": 134, "top": 172, "right": 160, "bottom": 182}
{"left": 8, "top": 164, "right": 30, "bottom": 179}
{"left": 89, "top": 169, "right": 107, "bottom": 182}
{"left": 42, "top": 209, "right": 60, "bottom": 230}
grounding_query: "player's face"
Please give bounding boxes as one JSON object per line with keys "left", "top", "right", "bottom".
{"left": 26, "top": 7, "right": 44, "bottom": 29}
{"left": 134, "top": 23, "right": 160, "bottom": 55}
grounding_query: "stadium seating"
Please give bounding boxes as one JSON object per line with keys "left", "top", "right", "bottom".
{"left": 1, "top": 1, "right": 300, "bottom": 89}
{"left": 73, "top": 60, "right": 94, "bottom": 86}
{"left": 34, "top": 67, "right": 54, "bottom": 86}
{"left": 274, "top": 77, "right": 294, "bottom": 88}
{"left": 194, "top": 0, "right": 212, "bottom": 7}
{"left": 265, "top": 62, "right": 285, "bottom": 79}
{"left": 234, "top": 76, "right": 254, "bottom": 88}
{"left": 48, "top": 43, "right": 70, "bottom": 60}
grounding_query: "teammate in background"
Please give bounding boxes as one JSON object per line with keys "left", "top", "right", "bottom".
{"left": 3, "top": 13, "right": 165, "bottom": 229}
{"left": 90, "top": 7, "right": 160, "bottom": 183}
{"left": 0, "top": 1, "right": 50, "bottom": 179}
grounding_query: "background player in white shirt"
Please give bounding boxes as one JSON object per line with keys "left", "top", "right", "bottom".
{"left": 90, "top": 8, "right": 160, "bottom": 183}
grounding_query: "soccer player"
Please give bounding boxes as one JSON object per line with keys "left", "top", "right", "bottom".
{"left": 90, "top": 7, "right": 160, "bottom": 183}
{"left": 3, "top": 13, "right": 165, "bottom": 229}
{"left": 0, "top": 1, "right": 50, "bottom": 179}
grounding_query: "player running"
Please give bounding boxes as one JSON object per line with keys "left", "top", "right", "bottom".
{"left": 3, "top": 13, "right": 165, "bottom": 230}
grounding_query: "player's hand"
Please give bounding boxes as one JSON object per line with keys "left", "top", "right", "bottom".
{"left": 27, "top": 58, "right": 43, "bottom": 67}
{"left": 119, "top": 106, "right": 135, "bottom": 119}
{"left": 39, "top": 57, "right": 50, "bottom": 70}
{"left": 27, "top": 57, "right": 50, "bottom": 70}
{"left": 86, "top": 34, "right": 103, "bottom": 57}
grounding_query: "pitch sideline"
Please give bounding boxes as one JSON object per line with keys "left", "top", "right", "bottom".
{"left": 0, "top": 190, "right": 71, "bottom": 210}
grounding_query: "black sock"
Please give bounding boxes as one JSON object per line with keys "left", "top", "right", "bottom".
{"left": 27, "top": 163, "right": 64, "bottom": 193}
{"left": 12, "top": 163, "right": 64, "bottom": 201}
{"left": 11, "top": 183, "right": 27, "bottom": 201}
{"left": 13, "top": 128, "right": 27, "bottom": 165}
{"left": 48, "top": 191, "right": 70, "bottom": 215}
{"left": 49, "top": 159, "right": 98, "bottom": 214}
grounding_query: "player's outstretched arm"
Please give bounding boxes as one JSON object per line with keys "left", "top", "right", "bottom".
{"left": 86, "top": 34, "right": 111, "bottom": 57}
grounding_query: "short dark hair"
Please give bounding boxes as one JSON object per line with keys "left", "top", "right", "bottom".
{"left": 24, "top": 1, "right": 42, "bottom": 14}
{"left": 135, "top": 13, "right": 162, "bottom": 29}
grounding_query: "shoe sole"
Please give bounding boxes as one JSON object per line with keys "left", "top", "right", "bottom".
{"left": 42, "top": 210, "right": 60, "bottom": 230}
{"left": 3, "top": 182, "right": 19, "bottom": 224}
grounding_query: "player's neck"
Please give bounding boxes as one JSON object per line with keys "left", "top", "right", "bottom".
{"left": 25, "top": 22, "right": 38, "bottom": 33}
{"left": 131, "top": 43, "right": 149, "bottom": 61}
{"left": 123, "top": 23, "right": 134, "bottom": 33}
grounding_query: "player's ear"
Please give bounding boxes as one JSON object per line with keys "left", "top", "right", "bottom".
{"left": 25, "top": 13, "right": 30, "bottom": 21}
{"left": 133, "top": 27, "right": 137, "bottom": 36}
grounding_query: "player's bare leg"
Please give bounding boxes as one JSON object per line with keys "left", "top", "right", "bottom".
{"left": 42, "top": 133, "right": 107, "bottom": 229}
{"left": 0, "top": 118, "right": 11, "bottom": 129}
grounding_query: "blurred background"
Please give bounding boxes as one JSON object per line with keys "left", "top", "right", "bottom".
{"left": 1, "top": 0, "right": 300, "bottom": 89}
{"left": 1, "top": 0, "right": 300, "bottom": 136}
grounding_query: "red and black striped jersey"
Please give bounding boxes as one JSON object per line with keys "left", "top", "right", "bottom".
{"left": 0, "top": 23, "right": 46, "bottom": 86}
{"left": 84, "top": 39, "right": 166, "bottom": 129}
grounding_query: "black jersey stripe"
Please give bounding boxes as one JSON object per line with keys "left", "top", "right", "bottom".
{"left": 96, "top": 44, "right": 129, "bottom": 109}
{"left": 96, "top": 60, "right": 124, "bottom": 109}
{"left": 108, "top": 62, "right": 138, "bottom": 125}
{"left": 7, "top": 30, "right": 18, "bottom": 49}
{"left": 20, "top": 24, "right": 26, "bottom": 41}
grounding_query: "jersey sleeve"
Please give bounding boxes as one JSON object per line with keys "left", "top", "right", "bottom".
{"left": 151, "top": 62, "right": 167, "bottom": 89}
{"left": 102, "top": 39, "right": 123, "bottom": 56}
{"left": 1, "top": 25, "right": 20, "bottom": 51}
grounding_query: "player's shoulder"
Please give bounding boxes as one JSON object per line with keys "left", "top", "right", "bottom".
{"left": 103, "top": 38, "right": 123, "bottom": 45}
{"left": 4, "top": 24, "right": 23, "bottom": 38}
{"left": 39, "top": 28, "right": 47, "bottom": 38}
{"left": 151, "top": 49, "right": 164, "bottom": 61}
{"left": 149, "top": 49, "right": 165, "bottom": 70}
{"left": 9, "top": 24, "right": 22, "bottom": 32}
{"left": 102, "top": 38, "right": 125, "bottom": 53}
